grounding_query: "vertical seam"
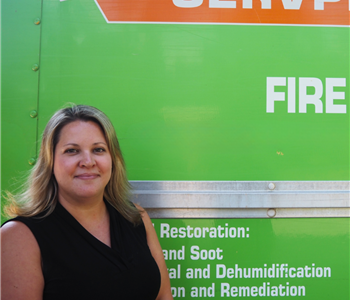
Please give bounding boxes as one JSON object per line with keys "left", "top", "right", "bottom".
{"left": 35, "top": 0, "right": 44, "bottom": 157}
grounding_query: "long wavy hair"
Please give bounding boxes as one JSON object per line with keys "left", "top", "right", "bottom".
{"left": 4, "top": 104, "right": 141, "bottom": 225}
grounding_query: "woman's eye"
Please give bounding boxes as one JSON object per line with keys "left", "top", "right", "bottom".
{"left": 65, "top": 149, "right": 77, "bottom": 154}
{"left": 94, "top": 148, "right": 106, "bottom": 153}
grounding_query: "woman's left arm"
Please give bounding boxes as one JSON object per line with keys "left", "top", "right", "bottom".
{"left": 136, "top": 205, "right": 174, "bottom": 300}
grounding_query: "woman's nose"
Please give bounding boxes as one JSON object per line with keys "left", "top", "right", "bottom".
{"left": 79, "top": 152, "right": 95, "bottom": 168}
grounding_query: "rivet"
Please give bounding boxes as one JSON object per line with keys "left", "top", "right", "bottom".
{"left": 268, "top": 182, "right": 276, "bottom": 190}
{"left": 34, "top": 18, "right": 41, "bottom": 25}
{"left": 28, "top": 157, "right": 37, "bottom": 166}
{"left": 30, "top": 110, "right": 38, "bottom": 118}
{"left": 267, "top": 208, "right": 276, "bottom": 218}
{"left": 32, "top": 64, "right": 39, "bottom": 71}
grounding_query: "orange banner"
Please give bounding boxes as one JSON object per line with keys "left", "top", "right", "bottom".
{"left": 95, "top": 0, "right": 350, "bottom": 26}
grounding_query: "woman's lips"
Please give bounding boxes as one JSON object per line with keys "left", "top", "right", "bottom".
{"left": 74, "top": 173, "right": 99, "bottom": 179}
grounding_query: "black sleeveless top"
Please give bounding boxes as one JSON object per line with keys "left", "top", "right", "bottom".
{"left": 3, "top": 201, "right": 161, "bottom": 300}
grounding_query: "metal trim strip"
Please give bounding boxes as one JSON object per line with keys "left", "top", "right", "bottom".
{"left": 130, "top": 181, "right": 350, "bottom": 218}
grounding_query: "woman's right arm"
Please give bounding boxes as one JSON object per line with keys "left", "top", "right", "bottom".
{"left": 1, "top": 221, "right": 44, "bottom": 300}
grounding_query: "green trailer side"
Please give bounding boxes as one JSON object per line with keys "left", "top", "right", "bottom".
{"left": 1, "top": 0, "right": 349, "bottom": 298}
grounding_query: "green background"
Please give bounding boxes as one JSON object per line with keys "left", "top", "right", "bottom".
{"left": 1, "top": 0, "right": 349, "bottom": 192}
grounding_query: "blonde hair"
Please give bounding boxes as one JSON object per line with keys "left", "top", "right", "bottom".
{"left": 4, "top": 104, "right": 141, "bottom": 225}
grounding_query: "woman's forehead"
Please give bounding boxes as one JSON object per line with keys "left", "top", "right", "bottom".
{"left": 57, "top": 120, "right": 107, "bottom": 145}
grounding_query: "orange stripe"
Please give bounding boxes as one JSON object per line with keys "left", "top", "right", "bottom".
{"left": 96, "top": 0, "right": 350, "bottom": 25}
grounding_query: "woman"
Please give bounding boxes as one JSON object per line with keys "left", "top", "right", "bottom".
{"left": 1, "top": 105, "right": 173, "bottom": 300}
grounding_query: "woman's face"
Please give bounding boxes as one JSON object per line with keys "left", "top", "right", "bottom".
{"left": 53, "top": 120, "right": 112, "bottom": 204}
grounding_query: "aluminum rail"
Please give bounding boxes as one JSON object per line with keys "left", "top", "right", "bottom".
{"left": 130, "top": 181, "right": 350, "bottom": 218}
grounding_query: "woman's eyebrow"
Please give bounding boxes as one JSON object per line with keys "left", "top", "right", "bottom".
{"left": 62, "top": 142, "right": 107, "bottom": 146}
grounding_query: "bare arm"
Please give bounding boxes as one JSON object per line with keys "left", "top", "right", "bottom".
{"left": 1, "top": 221, "right": 44, "bottom": 300}
{"left": 136, "top": 205, "right": 173, "bottom": 300}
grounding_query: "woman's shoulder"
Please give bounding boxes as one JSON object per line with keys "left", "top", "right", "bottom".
{"left": 134, "top": 203, "right": 151, "bottom": 227}
{"left": 1, "top": 218, "right": 42, "bottom": 251}
{"left": 2, "top": 219, "right": 35, "bottom": 238}
{"left": 1, "top": 208, "right": 59, "bottom": 250}
{"left": 2, "top": 209, "right": 53, "bottom": 232}
{"left": 1, "top": 221, "right": 44, "bottom": 299}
